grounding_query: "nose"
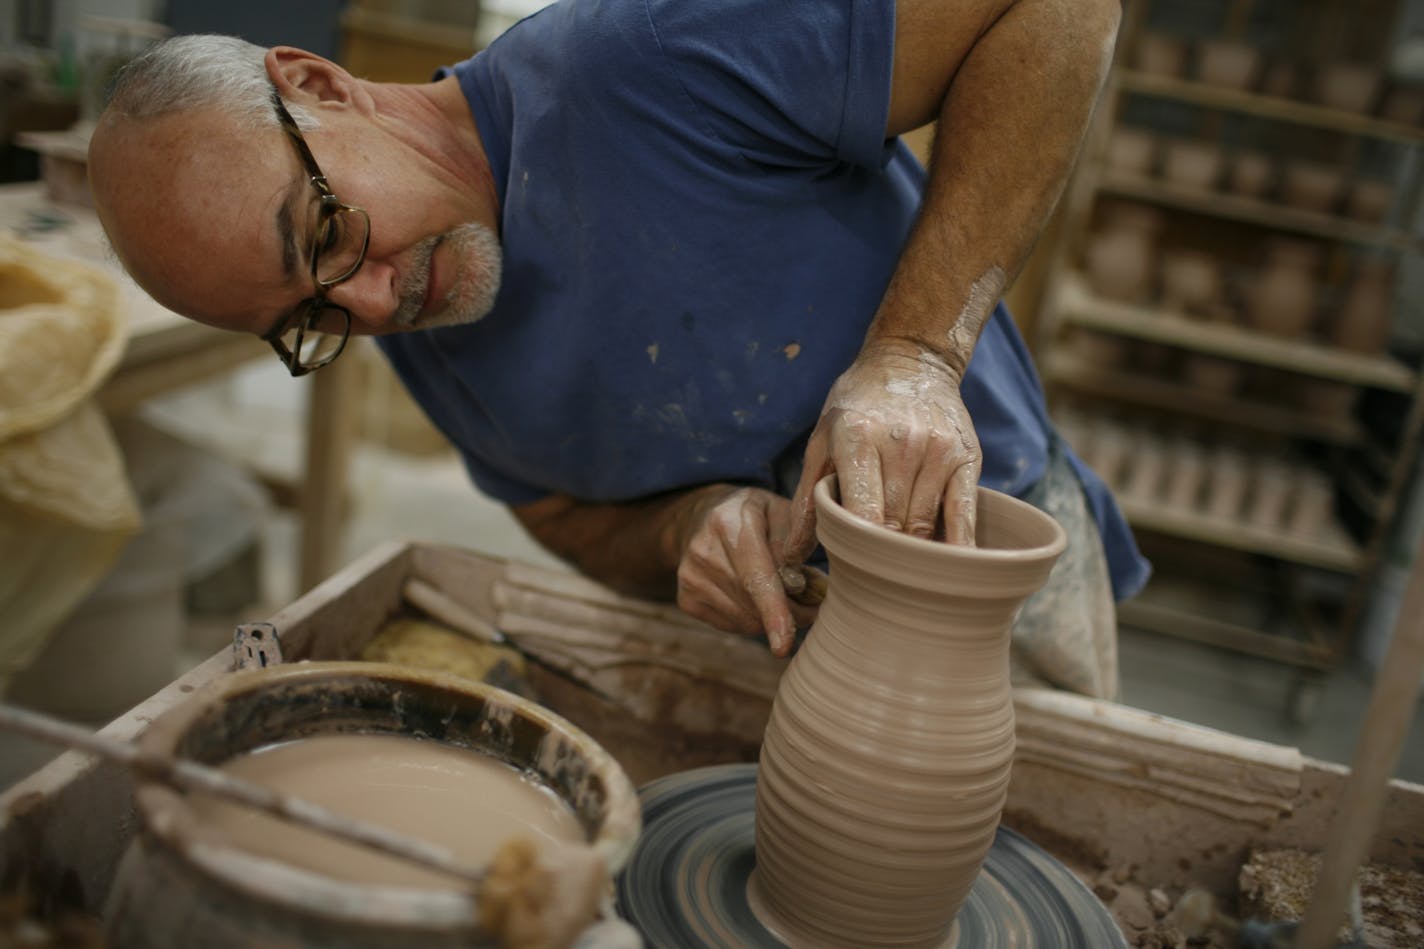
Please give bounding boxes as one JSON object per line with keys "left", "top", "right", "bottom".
{"left": 322, "top": 259, "right": 400, "bottom": 331}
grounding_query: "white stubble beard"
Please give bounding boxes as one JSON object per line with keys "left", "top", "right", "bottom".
{"left": 394, "top": 222, "right": 503, "bottom": 330}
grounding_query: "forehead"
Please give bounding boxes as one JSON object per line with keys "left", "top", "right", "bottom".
{"left": 93, "top": 108, "right": 304, "bottom": 329}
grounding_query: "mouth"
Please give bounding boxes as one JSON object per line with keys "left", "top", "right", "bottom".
{"left": 407, "top": 235, "right": 445, "bottom": 328}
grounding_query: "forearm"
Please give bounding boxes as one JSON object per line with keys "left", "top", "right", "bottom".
{"left": 512, "top": 484, "right": 739, "bottom": 600}
{"left": 872, "top": 0, "right": 1121, "bottom": 375}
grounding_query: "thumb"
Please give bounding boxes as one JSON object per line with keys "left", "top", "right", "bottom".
{"left": 782, "top": 439, "right": 831, "bottom": 567}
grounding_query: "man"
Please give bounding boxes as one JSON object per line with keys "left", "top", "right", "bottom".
{"left": 87, "top": 0, "right": 1147, "bottom": 697}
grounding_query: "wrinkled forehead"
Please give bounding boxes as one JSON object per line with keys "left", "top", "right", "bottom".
{"left": 90, "top": 109, "right": 298, "bottom": 328}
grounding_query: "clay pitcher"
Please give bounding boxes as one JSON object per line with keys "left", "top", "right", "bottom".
{"left": 753, "top": 477, "right": 1066, "bottom": 948}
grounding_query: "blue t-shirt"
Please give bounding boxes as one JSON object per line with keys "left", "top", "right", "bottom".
{"left": 378, "top": 0, "right": 1149, "bottom": 601}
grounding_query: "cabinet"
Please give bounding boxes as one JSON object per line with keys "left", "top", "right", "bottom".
{"left": 1036, "top": 0, "right": 1424, "bottom": 690}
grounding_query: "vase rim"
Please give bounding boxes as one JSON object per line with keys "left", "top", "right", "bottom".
{"left": 812, "top": 475, "right": 1067, "bottom": 567}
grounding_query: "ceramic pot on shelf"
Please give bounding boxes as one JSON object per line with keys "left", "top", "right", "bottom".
{"left": 1345, "top": 180, "right": 1394, "bottom": 224}
{"left": 753, "top": 476, "right": 1065, "bottom": 949}
{"left": 1281, "top": 161, "right": 1344, "bottom": 214}
{"left": 1160, "top": 249, "right": 1223, "bottom": 317}
{"left": 1205, "top": 445, "right": 1250, "bottom": 520}
{"left": 1133, "top": 33, "right": 1188, "bottom": 77}
{"left": 1197, "top": 40, "right": 1260, "bottom": 89}
{"left": 1123, "top": 433, "right": 1167, "bottom": 504}
{"left": 1164, "top": 438, "right": 1208, "bottom": 512}
{"left": 1105, "top": 127, "right": 1158, "bottom": 177}
{"left": 1248, "top": 239, "right": 1321, "bottom": 339}
{"left": 1247, "top": 458, "right": 1294, "bottom": 532}
{"left": 1286, "top": 470, "right": 1335, "bottom": 539}
{"left": 1332, "top": 257, "right": 1396, "bottom": 354}
{"left": 1162, "top": 138, "right": 1224, "bottom": 192}
{"left": 1227, "top": 151, "right": 1275, "bottom": 199}
{"left": 1084, "top": 227, "right": 1156, "bottom": 305}
{"left": 1315, "top": 62, "right": 1383, "bottom": 113}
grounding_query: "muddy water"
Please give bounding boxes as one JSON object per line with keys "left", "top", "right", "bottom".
{"left": 190, "top": 733, "right": 583, "bottom": 889}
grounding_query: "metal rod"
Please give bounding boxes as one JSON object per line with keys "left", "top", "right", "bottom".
{"left": 0, "top": 703, "right": 488, "bottom": 889}
{"left": 1295, "top": 535, "right": 1424, "bottom": 948}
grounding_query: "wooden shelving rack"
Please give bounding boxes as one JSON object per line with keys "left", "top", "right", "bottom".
{"left": 1036, "top": 0, "right": 1424, "bottom": 706}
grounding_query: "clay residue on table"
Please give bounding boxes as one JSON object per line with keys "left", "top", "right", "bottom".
{"left": 1239, "top": 848, "right": 1424, "bottom": 948}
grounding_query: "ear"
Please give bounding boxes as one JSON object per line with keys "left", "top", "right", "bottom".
{"left": 265, "top": 47, "right": 360, "bottom": 109}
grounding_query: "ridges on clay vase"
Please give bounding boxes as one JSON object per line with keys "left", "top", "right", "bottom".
{"left": 753, "top": 476, "right": 1066, "bottom": 949}
{"left": 1247, "top": 238, "right": 1321, "bottom": 339}
{"left": 104, "top": 662, "right": 642, "bottom": 949}
{"left": 1332, "top": 256, "right": 1396, "bottom": 354}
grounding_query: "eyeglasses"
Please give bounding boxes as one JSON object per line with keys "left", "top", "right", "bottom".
{"left": 261, "top": 91, "right": 371, "bottom": 377}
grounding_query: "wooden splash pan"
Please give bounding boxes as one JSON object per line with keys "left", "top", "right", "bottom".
{"left": 3, "top": 540, "right": 1421, "bottom": 936}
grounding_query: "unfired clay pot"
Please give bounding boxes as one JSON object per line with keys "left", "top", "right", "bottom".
{"left": 1105, "top": 127, "right": 1158, "bottom": 176}
{"left": 1205, "top": 446, "right": 1250, "bottom": 520}
{"left": 1314, "top": 62, "right": 1383, "bottom": 113}
{"left": 1085, "top": 227, "right": 1156, "bottom": 304}
{"left": 753, "top": 477, "right": 1065, "bottom": 949}
{"left": 1162, "top": 139, "right": 1224, "bottom": 191}
{"left": 1248, "top": 240, "right": 1321, "bottom": 338}
{"left": 1281, "top": 161, "right": 1344, "bottom": 214}
{"left": 1345, "top": 180, "right": 1394, "bottom": 224}
{"left": 1134, "top": 33, "right": 1188, "bottom": 77}
{"left": 1227, "top": 151, "right": 1275, "bottom": 199}
{"left": 1160, "top": 249, "right": 1223, "bottom": 316}
{"left": 1332, "top": 258, "right": 1396, "bottom": 354}
{"left": 1197, "top": 40, "right": 1260, "bottom": 89}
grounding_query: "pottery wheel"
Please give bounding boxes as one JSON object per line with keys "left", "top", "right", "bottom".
{"left": 616, "top": 763, "right": 1126, "bottom": 949}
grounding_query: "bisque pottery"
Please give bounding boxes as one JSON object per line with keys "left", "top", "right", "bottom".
{"left": 1227, "top": 151, "right": 1275, "bottom": 199}
{"left": 1134, "top": 33, "right": 1188, "bottom": 77}
{"left": 1332, "top": 258, "right": 1396, "bottom": 354}
{"left": 1162, "top": 139, "right": 1224, "bottom": 191}
{"left": 1248, "top": 240, "right": 1321, "bottom": 339}
{"left": 753, "top": 477, "right": 1066, "bottom": 949}
{"left": 1345, "top": 180, "right": 1394, "bottom": 224}
{"left": 1160, "top": 249, "right": 1223, "bottom": 316}
{"left": 1197, "top": 40, "right": 1260, "bottom": 89}
{"left": 1281, "top": 161, "right": 1343, "bottom": 214}
{"left": 1315, "top": 62, "right": 1382, "bottom": 113}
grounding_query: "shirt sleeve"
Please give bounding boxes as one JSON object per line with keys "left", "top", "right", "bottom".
{"left": 641, "top": 0, "right": 898, "bottom": 170}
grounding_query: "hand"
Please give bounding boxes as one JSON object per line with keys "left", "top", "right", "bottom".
{"left": 676, "top": 486, "right": 820, "bottom": 656}
{"left": 783, "top": 338, "right": 981, "bottom": 566}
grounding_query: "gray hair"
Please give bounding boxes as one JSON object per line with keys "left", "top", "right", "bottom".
{"left": 105, "top": 33, "right": 317, "bottom": 130}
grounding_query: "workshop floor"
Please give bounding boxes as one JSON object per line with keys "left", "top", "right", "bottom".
{"left": 5, "top": 351, "right": 1422, "bottom": 788}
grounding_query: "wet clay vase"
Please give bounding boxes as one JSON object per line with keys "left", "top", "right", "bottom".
{"left": 104, "top": 662, "right": 642, "bottom": 949}
{"left": 753, "top": 476, "right": 1066, "bottom": 948}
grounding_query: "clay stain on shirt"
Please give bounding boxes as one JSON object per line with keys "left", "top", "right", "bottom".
{"left": 783, "top": 342, "right": 801, "bottom": 361}
{"left": 646, "top": 342, "right": 659, "bottom": 364}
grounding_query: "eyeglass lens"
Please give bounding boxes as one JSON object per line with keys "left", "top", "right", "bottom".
{"left": 273, "top": 307, "right": 348, "bottom": 370}
{"left": 311, "top": 203, "right": 370, "bottom": 287}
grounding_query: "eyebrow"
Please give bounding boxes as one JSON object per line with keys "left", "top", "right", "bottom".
{"left": 275, "top": 175, "right": 304, "bottom": 280}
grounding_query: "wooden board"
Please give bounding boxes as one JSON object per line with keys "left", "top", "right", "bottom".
{"left": 2, "top": 541, "right": 1421, "bottom": 928}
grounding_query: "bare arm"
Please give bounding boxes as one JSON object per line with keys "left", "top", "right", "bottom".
{"left": 785, "top": 0, "right": 1120, "bottom": 560}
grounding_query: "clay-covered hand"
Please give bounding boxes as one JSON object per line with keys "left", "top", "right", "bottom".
{"left": 676, "top": 485, "right": 819, "bottom": 657}
{"left": 784, "top": 338, "right": 982, "bottom": 567}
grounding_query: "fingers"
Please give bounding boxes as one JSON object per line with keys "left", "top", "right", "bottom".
{"left": 782, "top": 429, "right": 832, "bottom": 568}
{"left": 942, "top": 453, "right": 980, "bottom": 546}
{"left": 677, "top": 489, "right": 801, "bottom": 656}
